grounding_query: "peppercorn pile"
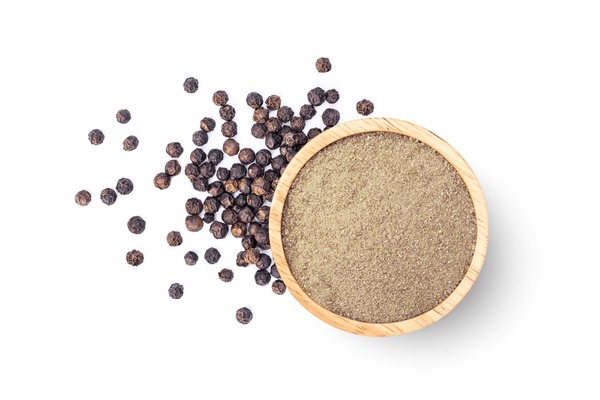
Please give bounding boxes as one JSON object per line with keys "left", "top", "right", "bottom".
{"left": 75, "top": 57, "right": 375, "bottom": 325}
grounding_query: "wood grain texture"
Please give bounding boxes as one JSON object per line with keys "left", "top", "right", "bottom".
{"left": 269, "top": 118, "right": 488, "bottom": 336}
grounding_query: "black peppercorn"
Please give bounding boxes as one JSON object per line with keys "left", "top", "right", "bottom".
{"left": 224, "top": 179, "right": 239, "bottom": 193}
{"left": 208, "top": 149, "right": 224, "bottom": 165}
{"left": 253, "top": 228, "right": 269, "bottom": 246}
{"left": 246, "top": 193, "right": 262, "bottom": 209}
{"left": 185, "top": 197, "right": 203, "bottom": 215}
{"left": 279, "top": 144, "right": 291, "bottom": 158}
{"left": 277, "top": 106, "right": 294, "bottom": 123}
{"left": 307, "top": 87, "right": 326, "bottom": 106}
{"left": 356, "top": 99, "right": 375, "bottom": 116}
{"left": 219, "top": 192, "right": 235, "bottom": 209}
{"left": 165, "top": 159, "right": 182, "bottom": 176}
{"left": 192, "top": 130, "right": 209, "bottom": 146}
{"left": 256, "top": 206, "right": 270, "bottom": 223}
{"left": 252, "top": 107, "right": 269, "bottom": 124}
{"left": 283, "top": 131, "right": 305, "bottom": 147}
{"left": 270, "top": 176, "right": 279, "bottom": 190}
{"left": 256, "top": 253, "right": 271, "bottom": 270}
{"left": 236, "top": 307, "right": 253, "bottom": 324}
{"left": 208, "top": 181, "right": 225, "bottom": 197}
{"left": 263, "top": 189, "right": 275, "bottom": 203}
{"left": 204, "top": 247, "right": 221, "bottom": 264}
{"left": 270, "top": 264, "right": 281, "bottom": 279}
{"left": 200, "top": 117, "right": 216, "bottom": 133}
{"left": 248, "top": 222, "right": 261, "bottom": 237}
{"left": 279, "top": 125, "right": 292, "bottom": 136}
{"left": 271, "top": 155, "right": 287, "bottom": 172}
{"left": 265, "top": 95, "right": 281, "bottom": 110}
{"left": 221, "top": 121, "right": 238, "bottom": 137}
{"left": 166, "top": 231, "right": 183, "bottom": 246}
{"left": 221, "top": 208, "right": 238, "bottom": 225}
{"left": 231, "top": 221, "right": 247, "bottom": 238}
{"left": 241, "top": 235, "right": 256, "bottom": 250}
{"left": 218, "top": 268, "right": 234, "bottom": 283}
{"left": 116, "top": 177, "right": 134, "bottom": 195}
{"left": 212, "top": 90, "right": 229, "bottom": 106}
{"left": 264, "top": 169, "right": 279, "bottom": 182}
{"left": 199, "top": 162, "right": 216, "bottom": 179}
{"left": 127, "top": 216, "right": 146, "bottom": 234}
{"left": 247, "top": 163, "right": 264, "bottom": 179}
{"left": 239, "top": 178, "right": 252, "bottom": 194}
{"left": 75, "top": 190, "right": 91, "bottom": 206}
{"left": 190, "top": 148, "right": 207, "bottom": 165}
{"left": 219, "top": 105, "right": 236, "bottom": 121}
{"left": 185, "top": 215, "right": 204, "bottom": 232}
{"left": 203, "top": 212, "right": 215, "bottom": 224}
{"left": 238, "top": 148, "right": 255, "bottom": 165}
{"left": 204, "top": 196, "right": 220, "bottom": 214}
{"left": 307, "top": 127, "right": 322, "bottom": 140}
{"left": 192, "top": 177, "right": 209, "bottom": 192}
{"left": 272, "top": 280, "right": 286, "bottom": 295}
{"left": 229, "top": 163, "right": 247, "bottom": 180}
{"left": 265, "top": 132, "right": 283, "bottom": 150}
{"left": 251, "top": 177, "right": 269, "bottom": 196}
{"left": 299, "top": 104, "right": 316, "bottom": 120}
{"left": 88, "top": 129, "right": 104, "bottom": 145}
{"left": 116, "top": 109, "right": 131, "bottom": 124}
{"left": 100, "top": 188, "right": 117, "bottom": 205}
{"left": 222, "top": 138, "right": 240, "bottom": 156}
{"left": 244, "top": 248, "right": 261, "bottom": 264}
{"left": 216, "top": 167, "right": 230, "bottom": 181}
{"left": 236, "top": 251, "right": 248, "bottom": 267}
{"left": 315, "top": 57, "right": 332, "bottom": 73}
{"left": 166, "top": 142, "right": 184, "bottom": 158}
{"left": 184, "top": 251, "right": 199, "bottom": 266}
{"left": 246, "top": 92, "right": 263, "bottom": 109}
{"left": 154, "top": 172, "right": 171, "bottom": 190}
{"left": 290, "top": 116, "right": 305, "bottom": 132}
{"left": 254, "top": 269, "right": 271, "bottom": 286}
{"left": 126, "top": 249, "right": 144, "bottom": 266}
{"left": 234, "top": 193, "right": 247, "bottom": 209}
{"left": 169, "top": 283, "right": 184, "bottom": 299}
{"left": 185, "top": 163, "right": 200, "bottom": 180}
{"left": 266, "top": 117, "right": 281, "bottom": 133}
{"left": 183, "top": 77, "right": 199, "bottom": 93}
{"left": 255, "top": 149, "right": 272, "bottom": 167}
{"left": 322, "top": 108, "right": 340, "bottom": 127}
{"left": 325, "top": 89, "right": 340, "bottom": 104}
{"left": 238, "top": 206, "right": 255, "bottom": 224}
{"left": 285, "top": 149, "right": 297, "bottom": 163}
{"left": 251, "top": 123, "right": 267, "bottom": 139}
{"left": 209, "top": 221, "right": 228, "bottom": 239}
{"left": 122, "top": 135, "right": 139, "bottom": 151}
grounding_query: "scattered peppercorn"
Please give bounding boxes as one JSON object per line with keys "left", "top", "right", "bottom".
{"left": 185, "top": 197, "right": 203, "bottom": 215}
{"left": 126, "top": 249, "right": 144, "bottom": 266}
{"left": 183, "top": 77, "right": 199, "bottom": 93}
{"left": 190, "top": 148, "right": 207, "bottom": 164}
{"left": 204, "top": 247, "right": 221, "bottom": 264}
{"left": 277, "top": 106, "right": 294, "bottom": 123}
{"left": 254, "top": 269, "right": 271, "bottom": 286}
{"left": 223, "top": 138, "right": 240, "bottom": 156}
{"left": 265, "top": 132, "right": 283, "bottom": 149}
{"left": 116, "top": 177, "right": 134, "bottom": 195}
{"left": 204, "top": 197, "right": 220, "bottom": 214}
{"left": 184, "top": 251, "right": 199, "bottom": 266}
{"left": 224, "top": 179, "right": 239, "bottom": 193}
{"left": 229, "top": 163, "right": 247, "bottom": 179}
{"left": 237, "top": 206, "right": 255, "bottom": 224}
{"left": 200, "top": 117, "right": 216, "bottom": 133}
{"left": 244, "top": 248, "right": 261, "bottom": 265}
{"left": 219, "top": 105, "right": 236, "bottom": 121}
{"left": 212, "top": 90, "right": 228, "bottom": 106}
{"left": 231, "top": 221, "right": 247, "bottom": 238}
{"left": 234, "top": 193, "right": 247, "bottom": 209}
{"left": 270, "top": 264, "right": 281, "bottom": 279}
{"left": 127, "top": 216, "right": 146, "bottom": 234}
{"left": 116, "top": 109, "right": 131, "bottom": 124}
{"left": 169, "top": 283, "right": 184, "bottom": 299}
{"left": 185, "top": 215, "right": 204, "bottom": 232}
{"left": 322, "top": 108, "right": 340, "bottom": 127}
{"left": 192, "top": 130, "right": 209, "bottom": 146}
{"left": 192, "top": 177, "right": 209, "bottom": 192}
{"left": 218, "top": 268, "right": 234, "bottom": 283}
{"left": 251, "top": 123, "right": 267, "bottom": 139}
{"left": 209, "top": 221, "right": 228, "bottom": 239}
{"left": 238, "top": 148, "right": 255, "bottom": 165}
{"left": 307, "top": 87, "right": 326, "bottom": 106}
{"left": 185, "top": 163, "right": 200, "bottom": 180}
{"left": 247, "top": 163, "right": 264, "bottom": 179}
{"left": 208, "top": 149, "right": 224, "bottom": 165}
{"left": 122, "top": 135, "right": 139, "bottom": 151}
{"left": 290, "top": 116, "right": 305, "bottom": 132}
{"left": 236, "top": 251, "right": 248, "bottom": 267}
{"left": 265, "top": 94, "right": 281, "bottom": 110}
{"left": 256, "top": 253, "right": 271, "bottom": 270}
{"left": 266, "top": 117, "right": 281, "bottom": 133}
{"left": 153, "top": 172, "right": 171, "bottom": 190}
{"left": 272, "top": 280, "right": 286, "bottom": 295}
{"left": 315, "top": 57, "right": 332, "bottom": 73}
{"left": 255, "top": 206, "right": 270, "bottom": 223}
{"left": 165, "top": 159, "right": 182, "bottom": 176}
{"left": 216, "top": 167, "right": 230, "bottom": 181}
{"left": 325, "top": 89, "right": 339, "bottom": 104}
{"left": 100, "top": 188, "right": 117, "bottom": 205}
{"left": 241, "top": 235, "right": 257, "bottom": 250}
{"left": 75, "top": 190, "right": 91, "bottom": 206}
{"left": 271, "top": 155, "right": 287, "bottom": 172}
{"left": 199, "top": 162, "right": 216, "bottom": 179}
{"left": 246, "top": 92, "right": 263, "bottom": 109}
{"left": 251, "top": 177, "right": 269, "bottom": 196}
{"left": 252, "top": 107, "right": 269, "bottom": 124}
{"left": 219, "top": 192, "right": 235, "bottom": 209}
{"left": 253, "top": 228, "right": 269, "bottom": 246}
{"left": 255, "top": 149, "right": 272, "bottom": 166}
{"left": 300, "top": 104, "right": 316, "bottom": 120}
{"left": 166, "top": 142, "right": 184, "bottom": 158}
{"left": 166, "top": 231, "right": 183, "bottom": 246}
{"left": 88, "top": 129, "right": 105, "bottom": 145}
{"left": 356, "top": 99, "right": 375, "bottom": 116}
{"left": 307, "top": 127, "right": 322, "bottom": 140}
{"left": 236, "top": 307, "right": 253, "bottom": 324}
{"left": 203, "top": 212, "right": 215, "bottom": 224}
{"left": 221, "top": 121, "right": 238, "bottom": 137}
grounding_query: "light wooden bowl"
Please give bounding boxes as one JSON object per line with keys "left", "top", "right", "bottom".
{"left": 269, "top": 118, "right": 488, "bottom": 336}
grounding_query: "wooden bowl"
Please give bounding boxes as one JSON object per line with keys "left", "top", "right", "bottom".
{"left": 269, "top": 118, "right": 488, "bottom": 336}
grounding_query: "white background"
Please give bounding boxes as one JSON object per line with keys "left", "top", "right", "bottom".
{"left": 1, "top": 1, "right": 598, "bottom": 399}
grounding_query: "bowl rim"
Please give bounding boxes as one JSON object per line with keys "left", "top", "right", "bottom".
{"left": 269, "top": 117, "right": 489, "bottom": 336}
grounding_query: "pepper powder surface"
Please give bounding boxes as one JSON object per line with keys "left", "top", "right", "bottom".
{"left": 281, "top": 132, "right": 477, "bottom": 324}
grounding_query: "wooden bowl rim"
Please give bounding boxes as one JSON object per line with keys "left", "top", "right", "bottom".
{"left": 269, "top": 117, "right": 488, "bottom": 336}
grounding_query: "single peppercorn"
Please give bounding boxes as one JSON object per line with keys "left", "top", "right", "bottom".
{"left": 272, "top": 280, "right": 286, "bottom": 295}
{"left": 285, "top": 149, "right": 298, "bottom": 163}
{"left": 116, "top": 109, "right": 132, "bottom": 124}
{"left": 219, "top": 192, "right": 235, "bottom": 209}
{"left": 253, "top": 228, "right": 269, "bottom": 246}
{"left": 256, "top": 206, "right": 270, "bottom": 223}
{"left": 204, "top": 196, "right": 220, "bottom": 214}
{"left": 185, "top": 163, "right": 200, "bottom": 180}
{"left": 254, "top": 269, "right": 271, "bottom": 286}
{"left": 264, "top": 169, "right": 279, "bottom": 182}
{"left": 255, "top": 149, "right": 272, "bottom": 166}
{"left": 204, "top": 247, "right": 221, "bottom": 264}
{"left": 244, "top": 248, "right": 261, "bottom": 265}
{"left": 221, "top": 121, "right": 238, "bottom": 137}
{"left": 283, "top": 131, "right": 304, "bottom": 147}
{"left": 200, "top": 117, "right": 216, "bottom": 133}
{"left": 270, "top": 264, "right": 281, "bottom": 279}
{"left": 166, "top": 142, "right": 184, "bottom": 158}
{"left": 231, "top": 221, "right": 247, "bottom": 238}
{"left": 126, "top": 249, "right": 144, "bottom": 266}
{"left": 251, "top": 123, "right": 267, "bottom": 139}
{"left": 277, "top": 106, "right": 294, "bottom": 123}
{"left": 165, "top": 159, "right": 182, "bottom": 176}
{"left": 190, "top": 148, "right": 207, "bottom": 165}
{"left": 300, "top": 104, "right": 316, "bottom": 120}
{"left": 246, "top": 193, "right": 262, "bottom": 209}
{"left": 322, "top": 108, "right": 341, "bottom": 127}
{"left": 252, "top": 107, "right": 269, "bottom": 124}
{"left": 184, "top": 251, "right": 199, "bottom": 266}
{"left": 239, "top": 178, "right": 252, "bottom": 194}
{"left": 185, "top": 197, "right": 203, "bottom": 215}
{"left": 199, "top": 162, "right": 216, "bottom": 179}
{"left": 219, "top": 105, "right": 236, "bottom": 121}
{"left": 100, "top": 188, "right": 117, "bottom": 205}
{"left": 271, "top": 155, "right": 287, "bottom": 172}
{"left": 265, "top": 94, "right": 281, "bottom": 110}
{"left": 203, "top": 212, "right": 215, "bottom": 224}
{"left": 236, "top": 251, "right": 248, "bottom": 267}
{"left": 209, "top": 221, "right": 228, "bottom": 239}
{"left": 166, "top": 231, "right": 183, "bottom": 246}
{"left": 248, "top": 222, "right": 261, "bottom": 237}
{"left": 192, "top": 177, "right": 209, "bottom": 192}
{"left": 236, "top": 307, "right": 253, "bottom": 324}
{"left": 88, "top": 129, "right": 104, "bottom": 145}
{"left": 127, "top": 216, "right": 146, "bottom": 234}
{"left": 356, "top": 99, "right": 375, "bottom": 116}
{"left": 229, "top": 163, "right": 247, "bottom": 180}
{"left": 270, "top": 177, "right": 280, "bottom": 190}
{"left": 183, "top": 77, "right": 198, "bottom": 93}
{"left": 247, "top": 163, "right": 264, "bottom": 180}
{"left": 221, "top": 208, "right": 238, "bottom": 225}
{"left": 290, "top": 116, "right": 305, "bottom": 132}
{"left": 208, "top": 149, "right": 224, "bottom": 165}
{"left": 265, "top": 132, "right": 283, "bottom": 150}
{"left": 266, "top": 117, "right": 281, "bottom": 133}
{"left": 241, "top": 235, "right": 257, "bottom": 250}
{"left": 218, "top": 268, "right": 234, "bottom": 283}
{"left": 192, "top": 130, "right": 209, "bottom": 146}
{"left": 224, "top": 179, "right": 239, "bottom": 193}
{"left": 238, "top": 148, "right": 255, "bottom": 165}
{"left": 263, "top": 189, "right": 275, "bottom": 203}
{"left": 315, "top": 57, "right": 332, "bottom": 73}
{"left": 307, "top": 87, "right": 326, "bottom": 106}
{"left": 185, "top": 215, "right": 204, "bottom": 232}
{"left": 116, "top": 177, "right": 134, "bottom": 195}
{"left": 122, "top": 135, "right": 139, "bottom": 151}
{"left": 212, "top": 90, "right": 228, "bottom": 106}
{"left": 75, "top": 190, "right": 91, "bottom": 206}
{"left": 256, "top": 253, "right": 271, "bottom": 270}
{"left": 307, "top": 127, "right": 322, "bottom": 140}
{"left": 168, "top": 283, "right": 184, "bottom": 299}
{"left": 234, "top": 193, "right": 247, "bottom": 209}
{"left": 222, "top": 138, "right": 240, "bottom": 156}
{"left": 251, "top": 177, "right": 269, "bottom": 196}
{"left": 325, "top": 89, "right": 340, "bottom": 104}
{"left": 154, "top": 172, "right": 171, "bottom": 190}
{"left": 246, "top": 92, "right": 263, "bottom": 109}
{"left": 237, "top": 206, "right": 255, "bottom": 224}
{"left": 216, "top": 167, "right": 230, "bottom": 181}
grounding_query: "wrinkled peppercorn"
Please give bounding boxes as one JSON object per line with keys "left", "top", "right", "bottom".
{"left": 265, "top": 132, "right": 283, "bottom": 150}
{"left": 322, "top": 108, "right": 340, "bottom": 127}
{"left": 100, "top": 188, "right": 117, "bottom": 205}
{"left": 236, "top": 251, "right": 248, "bottom": 267}
{"left": 184, "top": 251, "right": 199, "bottom": 266}
{"left": 265, "top": 94, "right": 281, "bottom": 110}
{"left": 246, "top": 92, "right": 263, "bottom": 109}
{"left": 290, "top": 116, "right": 305, "bottom": 132}
{"left": 229, "top": 163, "right": 247, "bottom": 179}
{"left": 231, "top": 221, "right": 247, "bottom": 238}
{"left": 192, "top": 130, "right": 209, "bottom": 146}
{"left": 241, "top": 235, "right": 256, "bottom": 250}
{"left": 272, "top": 280, "right": 286, "bottom": 295}
{"left": 325, "top": 89, "right": 340, "bottom": 104}
{"left": 126, "top": 249, "right": 144, "bottom": 266}
{"left": 307, "top": 127, "right": 322, "bottom": 140}
{"left": 237, "top": 206, "right": 255, "bottom": 223}
{"left": 251, "top": 123, "right": 267, "bottom": 139}
{"left": 246, "top": 193, "right": 262, "bottom": 209}
{"left": 154, "top": 172, "right": 171, "bottom": 190}
{"left": 183, "top": 77, "right": 199, "bottom": 93}
{"left": 219, "top": 105, "right": 236, "bottom": 121}
{"left": 185, "top": 197, "right": 203, "bottom": 215}
{"left": 224, "top": 179, "right": 239, "bottom": 193}
{"left": 221, "top": 208, "right": 238, "bottom": 225}
{"left": 116, "top": 109, "right": 131, "bottom": 124}
{"left": 254, "top": 269, "right": 271, "bottom": 286}
{"left": 75, "top": 190, "right": 91, "bottom": 206}
{"left": 221, "top": 121, "right": 238, "bottom": 137}
{"left": 307, "top": 87, "right": 326, "bottom": 106}
{"left": 190, "top": 148, "right": 207, "bottom": 165}
{"left": 248, "top": 222, "right": 261, "bottom": 237}
{"left": 192, "top": 177, "right": 209, "bottom": 192}
{"left": 166, "top": 142, "right": 184, "bottom": 158}
{"left": 252, "top": 107, "right": 269, "bottom": 124}
{"left": 315, "top": 57, "right": 332, "bottom": 73}
{"left": 270, "top": 264, "right": 281, "bottom": 279}
{"left": 264, "top": 169, "right": 278, "bottom": 182}
{"left": 169, "top": 283, "right": 184, "bottom": 299}
{"left": 208, "top": 149, "right": 224, "bottom": 165}
{"left": 244, "top": 248, "right": 261, "bottom": 264}
{"left": 212, "top": 90, "right": 228, "bottom": 106}
{"left": 253, "top": 228, "right": 269, "bottom": 246}
{"left": 127, "top": 216, "right": 146, "bottom": 234}
{"left": 271, "top": 155, "right": 287, "bottom": 172}
{"left": 216, "top": 167, "right": 230, "bottom": 181}
{"left": 270, "top": 177, "right": 280, "bottom": 190}
{"left": 88, "top": 129, "right": 105, "bottom": 145}
{"left": 209, "top": 221, "right": 228, "bottom": 239}
{"left": 218, "top": 268, "right": 234, "bottom": 283}
{"left": 300, "top": 104, "right": 316, "bottom": 120}
{"left": 238, "top": 148, "right": 255, "bottom": 165}
{"left": 204, "top": 196, "right": 220, "bottom": 214}
{"left": 165, "top": 159, "right": 181, "bottom": 176}
{"left": 277, "top": 106, "right": 294, "bottom": 123}
{"left": 251, "top": 177, "right": 269, "bottom": 196}
{"left": 200, "top": 117, "right": 216, "bottom": 133}
{"left": 208, "top": 181, "right": 225, "bottom": 197}
{"left": 256, "top": 253, "right": 271, "bottom": 270}
{"left": 219, "top": 192, "right": 235, "bottom": 209}
{"left": 122, "top": 135, "right": 139, "bottom": 151}
{"left": 222, "top": 138, "right": 240, "bottom": 156}
{"left": 166, "top": 231, "right": 183, "bottom": 246}
{"left": 263, "top": 189, "right": 275, "bottom": 203}
{"left": 199, "top": 162, "right": 216, "bottom": 179}
{"left": 185, "top": 215, "right": 204, "bottom": 232}
{"left": 116, "top": 178, "right": 134, "bottom": 195}
{"left": 234, "top": 193, "right": 247, "bottom": 209}
{"left": 236, "top": 307, "right": 253, "bottom": 324}
{"left": 255, "top": 149, "right": 272, "bottom": 166}
{"left": 238, "top": 178, "right": 251, "bottom": 194}
{"left": 185, "top": 164, "right": 200, "bottom": 180}
{"left": 204, "top": 247, "right": 221, "bottom": 264}
{"left": 285, "top": 149, "right": 297, "bottom": 163}
{"left": 356, "top": 99, "right": 375, "bottom": 116}
{"left": 266, "top": 117, "right": 281, "bottom": 133}
{"left": 203, "top": 212, "right": 215, "bottom": 224}
{"left": 256, "top": 206, "right": 270, "bottom": 223}
{"left": 247, "top": 163, "right": 264, "bottom": 179}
